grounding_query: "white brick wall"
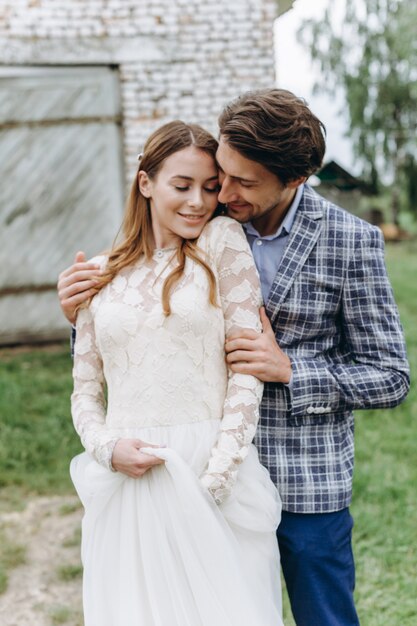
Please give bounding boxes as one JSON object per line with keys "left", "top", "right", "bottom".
{"left": 0, "top": 0, "right": 277, "bottom": 183}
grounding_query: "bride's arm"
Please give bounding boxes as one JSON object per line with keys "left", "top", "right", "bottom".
{"left": 71, "top": 305, "right": 120, "bottom": 469}
{"left": 200, "top": 220, "right": 264, "bottom": 504}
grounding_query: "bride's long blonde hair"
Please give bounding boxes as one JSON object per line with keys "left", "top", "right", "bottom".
{"left": 94, "top": 121, "right": 221, "bottom": 315}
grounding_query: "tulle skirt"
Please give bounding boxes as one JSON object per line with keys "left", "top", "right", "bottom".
{"left": 70, "top": 419, "right": 283, "bottom": 626}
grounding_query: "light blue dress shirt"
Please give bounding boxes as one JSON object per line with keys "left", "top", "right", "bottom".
{"left": 243, "top": 184, "right": 304, "bottom": 304}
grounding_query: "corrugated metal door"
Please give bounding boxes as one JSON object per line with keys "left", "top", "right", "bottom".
{"left": 0, "top": 65, "right": 124, "bottom": 344}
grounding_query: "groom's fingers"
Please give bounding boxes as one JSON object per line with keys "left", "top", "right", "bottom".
{"left": 59, "top": 270, "right": 101, "bottom": 290}
{"left": 226, "top": 328, "right": 259, "bottom": 342}
{"left": 228, "top": 361, "right": 262, "bottom": 376}
{"left": 226, "top": 349, "right": 259, "bottom": 364}
{"left": 225, "top": 337, "right": 258, "bottom": 354}
{"left": 58, "top": 261, "right": 100, "bottom": 281}
{"left": 260, "top": 306, "right": 274, "bottom": 335}
{"left": 74, "top": 251, "right": 87, "bottom": 264}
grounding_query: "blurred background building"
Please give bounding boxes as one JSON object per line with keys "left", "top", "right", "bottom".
{"left": 0, "top": 0, "right": 293, "bottom": 344}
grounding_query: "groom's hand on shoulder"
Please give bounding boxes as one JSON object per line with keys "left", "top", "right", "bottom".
{"left": 57, "top": 251, "right": 102, "bottom": 325}
{"left": 225, "top": 307, "right": 292, "bottom": 384}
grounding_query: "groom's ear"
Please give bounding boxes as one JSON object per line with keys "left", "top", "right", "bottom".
{"left": 138, "top": 171, "right": 152, "bottom": 198}
{"left": 286, "top": 176, "right": 307, "bottom": 189}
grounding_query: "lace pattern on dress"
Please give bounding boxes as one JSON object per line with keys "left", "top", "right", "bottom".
{"left": 199, "top": 220, "right": 264, "bottom": 503}
{"left": 71, "top": 218, "right": 264, "bottom": 494}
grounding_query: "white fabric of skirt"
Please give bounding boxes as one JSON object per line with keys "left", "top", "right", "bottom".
{"left": 70, "top": 419, "right": 283, "bottom": 626}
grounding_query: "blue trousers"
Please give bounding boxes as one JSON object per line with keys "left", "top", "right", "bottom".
{"left": 277, "top": 508, "right": 360, "bottom": 626}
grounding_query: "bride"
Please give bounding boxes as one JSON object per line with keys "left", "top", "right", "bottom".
{"left": 70, "top": 120, "right": 283, "bottom": 626}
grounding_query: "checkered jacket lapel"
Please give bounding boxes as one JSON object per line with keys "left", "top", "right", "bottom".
{"left": 265, "top": 186, "right": 323, "bottom": 326}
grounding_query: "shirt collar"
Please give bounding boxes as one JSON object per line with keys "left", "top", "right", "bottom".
{"left": 243, "top": 184, "right": 304, "bottom": 240}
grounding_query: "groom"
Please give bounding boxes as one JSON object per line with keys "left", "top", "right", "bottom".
{"left": 57, "top": 89, "right": 410, "bottom": 625}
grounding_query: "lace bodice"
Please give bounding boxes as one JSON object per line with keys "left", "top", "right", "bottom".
{"left": 71, "top": 216, "right": 264, "bottom": 503}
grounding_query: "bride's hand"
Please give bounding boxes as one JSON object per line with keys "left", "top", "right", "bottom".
{"left": 111, "top": 439, "right": 165, "bottom": 478}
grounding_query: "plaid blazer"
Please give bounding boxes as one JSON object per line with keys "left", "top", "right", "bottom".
{"left": 254, "top": 185, "right": 410, "bottom": 513}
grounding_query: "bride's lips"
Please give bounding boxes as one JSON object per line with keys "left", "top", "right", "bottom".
{"left": 178, "top": 213, "right": 207, "bottom": 223}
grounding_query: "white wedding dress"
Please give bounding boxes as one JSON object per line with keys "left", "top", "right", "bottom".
{"left": 70, "top": 216, "right": 283, "bottom": 626}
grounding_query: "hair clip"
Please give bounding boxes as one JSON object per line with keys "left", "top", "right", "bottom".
{"left": 137, "top": 152, "right": 143, "bottom": 161}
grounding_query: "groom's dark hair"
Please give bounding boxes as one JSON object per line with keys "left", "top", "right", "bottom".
{"left": 218, "top": 88, "right": 326, "bottom": 185}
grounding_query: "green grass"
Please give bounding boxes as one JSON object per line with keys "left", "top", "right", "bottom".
{"left": 48, "top": 605, "right": 72, "bottom": 625}
{"left": 351, "top": 241, "right": 417, "bottom": 625}
{"left": 0, "top": 525, "right": 26, "bottom": 594}
{"left": 62, "top": 527, "right": 82, "bottom": 549}
{"left": 56, "top": 563, "right": 83, "bottom": 582}
{"left": 0, "top": 345, "right": 82, "bottom": 497}
{"left": 48, "top": 604, "right": 84, "bottom": 625}
{"left": 0, "top": 242, "right": 416, "bottom": 624}
{"left": 59, "top": 501, "right": 82, "bottom": 516}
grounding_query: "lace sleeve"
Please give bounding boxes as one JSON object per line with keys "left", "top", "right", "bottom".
{"left": 200, "top": 220, "right": 264, "bottom": 504}
{"left": 71, "top": 304, "right": 119, "bottom": 470}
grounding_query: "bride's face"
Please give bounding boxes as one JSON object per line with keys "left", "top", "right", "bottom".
{"left": 139, "top": 146, "right": 219, "bottom": 249}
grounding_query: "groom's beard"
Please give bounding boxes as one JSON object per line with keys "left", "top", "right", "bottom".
{"left": 226, "top": 197, "right": 287, "bottom": 231}
{"left": 225, "top": 201, "right": 254, "bottom": 223}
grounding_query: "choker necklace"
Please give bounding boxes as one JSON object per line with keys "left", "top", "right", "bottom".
{"left": 153, "top": 246, "right": 177, "bottom": 258}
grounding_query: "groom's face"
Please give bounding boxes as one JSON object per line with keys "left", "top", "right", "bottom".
{"left": 216, "top": 136, "right": 299, "bottom": 235}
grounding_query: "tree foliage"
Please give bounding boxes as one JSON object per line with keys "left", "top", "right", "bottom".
{"left": 299, "top": 0, "right": 417, "bottom": 218}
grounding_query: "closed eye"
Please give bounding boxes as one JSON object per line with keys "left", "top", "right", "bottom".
{"left": 175, "top": 186, "right": 219, "bottom": 193}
